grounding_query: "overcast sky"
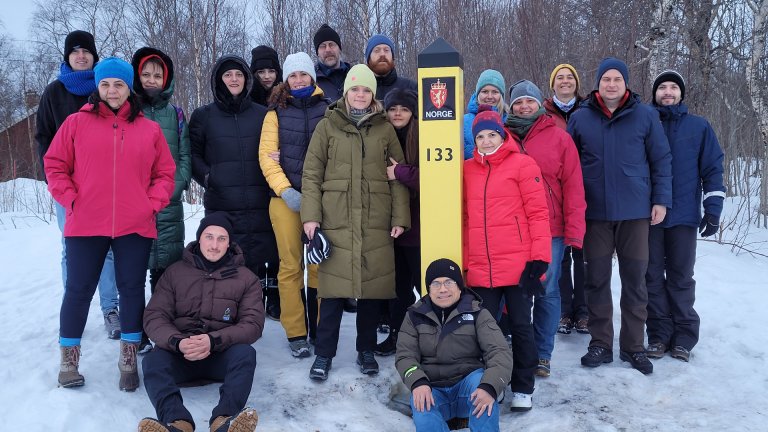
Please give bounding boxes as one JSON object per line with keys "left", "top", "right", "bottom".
{"left": 1, "top": 2, "right": 36, "bottom": 42}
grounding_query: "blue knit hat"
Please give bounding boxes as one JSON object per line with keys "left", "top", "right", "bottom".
{"left": 475, "top": 69, "right": 505, "bottom": 95}
{"left": 365, "top": 34, "right": 395, "bottom": 62}
{"left": 94, "top": 57, "right": 134, "bottom": 91}
{"left": 595, "top": 57, "right": 629, "bottom": 89}
{"left": 508, "top": 80, "right": 543, "bottom": 107}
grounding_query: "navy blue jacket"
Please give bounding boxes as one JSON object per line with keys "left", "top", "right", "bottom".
{"left": 655, "top": 103, "right": 725, "bottom": 227}
{"left": 568, "top": 92, "right": 672, "bottom": 221}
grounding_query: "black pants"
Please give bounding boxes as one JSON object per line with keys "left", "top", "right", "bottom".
{"left": 301, "top": 287, "right": 318, "bottom": 341}
{"left": 559, "top": 246, "right": 588, "bottom": 320}
{"left": 315, "top": 298, "right": 379, "bottom": 358}
{"left": 646, "top": 225, "right": 700, "bottom": 350}
{"left": 583, "top": 219, "right": 649, "bottom": 352}
{"left": 61, "top": 234, "right": 152, "bottom": 340}
{"left": 390, "top": 245, "right": 420, "bottom": 332}
{"left": 473, "top": 286, "right": 535, "bottom": 394}
{"left": 142, "top": 344, "right": 256, "bottom": 428}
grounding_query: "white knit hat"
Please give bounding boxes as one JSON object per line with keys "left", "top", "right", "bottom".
{"left": 282, "top": 52, "right": 316, "bottom": 83}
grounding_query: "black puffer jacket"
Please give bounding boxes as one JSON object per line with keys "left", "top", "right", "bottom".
{"left": 374, "top": 68, "right": 417, "bottom": 100}
{"left": 189, "top": 55, "right": 278, "bottom": 277}
{"left": 35, "top": 80, "right": 89, "bottom": 181}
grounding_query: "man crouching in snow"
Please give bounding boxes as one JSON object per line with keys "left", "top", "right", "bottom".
{"left": 396, "top": 258, "right": 513, "bottom": 432}
{"left": 139, "top": 212, "right": 264, "bottom": 432}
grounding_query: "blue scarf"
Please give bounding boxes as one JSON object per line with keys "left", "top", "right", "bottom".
{"left": 553, "top": 95, "right": 576, "bottom": 113}
{"left": 290, "top": 86, "right": 315, "bottom": 99}
{"left": 58, "top": 62, "right": 97, "bottom": 96}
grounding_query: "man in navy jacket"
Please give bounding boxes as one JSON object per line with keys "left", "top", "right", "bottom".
{"left": 644, "top": 70, "right": 725, "bottom": 363}
{"left": 568, "top": 58, "right": 672, "bottom": 375}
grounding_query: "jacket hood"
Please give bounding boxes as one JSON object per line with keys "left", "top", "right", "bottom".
{"left": 410, "top": 291, "right": 483, "bottom": 323}
{"left": 210, "top": 55, "right": 253, "bottom": 112}
{"left": 470, "top": 127, "right": 522, "bottom": 164}
{"left": 131, "top": 47, "right": 175, "bottom": 94}
{"left": 655, "top": 102, "right": 688, "bottom": 120}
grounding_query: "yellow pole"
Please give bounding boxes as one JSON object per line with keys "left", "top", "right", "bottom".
{"left": 417, "top": 38, "right": 464, "bottom": 296}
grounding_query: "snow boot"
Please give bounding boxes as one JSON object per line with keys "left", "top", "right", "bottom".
{"left": 58, "top": 345, "right": 84, "bottom": 388}
{"left": 581, "top": 346, "right": 613, "bottom": 367}
{"left": 309, "top": 355, "right": 332, "bottom": 381}
{"left": 646, "top": 342, "right": 667, "bottom": 359}
{"left": 374, "top": 329, "right": 397, "bottom": 356}
{"left": 357, "top": 350, "right": 379, "bottom": 375}
{"left": 210, "top": 407, "right": 259, "bottom": 432}
{"left": 509, "top": 392, "right": 532, "bottom": 412}
{"left": 535, "top": 359, "right": 551, "bottom": 377}
{"left": 574, "top": 317, "right": 589, "bottom": 334}
{"left": 103, "top": 308, "right": 121, "bottom": 339}
{"left": 138, "top": 418, "right": 194, "bottom": 432}
{"left": 289, "top": 339, "right": 311, "bottom": 358}
{"left": 670, "top": 346, "right": 691, "bottom": 362}
{"left": 119, "top": 340, "right": 140, "bottom": 391}
{"left": 620, "top": 350, "right": 653, "bottom": 375}
{"left": 557, "top": 316, "right": 572, "bottom": 334}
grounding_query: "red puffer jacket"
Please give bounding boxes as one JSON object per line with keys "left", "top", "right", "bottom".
{"left": 513, "top": 114, "right": 586, "bottom": 248}
{"left": 45, "top": 102, "right": 175, "bottom": 239}
{"left": 463, "top": 132, "right": 551, "bottom": 288}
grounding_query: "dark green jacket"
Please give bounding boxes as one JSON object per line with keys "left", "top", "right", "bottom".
{"left": 396, "top": 293, "right": 513, "bottom": 397}
{"left": 301, "top": 99, "right": 410, "bottom": 299}
{"left": 132, "top": 47, "right": 191, "bottom": 269}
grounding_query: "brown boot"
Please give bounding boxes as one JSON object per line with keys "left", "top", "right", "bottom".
{"left": 210, "top": 407, "right": 258, "bottom": 432}
{"left": 58, "top": 345, "right": 85, "bottom": 388}
{"left": 138, "top": 418, "right": 194, "bottom": 432}
{"left": 118, "top": 340, "right": 139, "bottom": 391}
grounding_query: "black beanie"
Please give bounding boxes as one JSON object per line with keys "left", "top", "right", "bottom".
{"left": 64, "top": 30, "right": 99, "bottom": 66}
{"left": 313, "top": 24, "right": 342, "bottom": 53}
{"left": 196, "top": 212, "right": 234, "bottom": 241}
{"left": 652, "top": 70, "right": 686, "bottom": 104}
{"left": 425, "top": 258, "right": 464, "bottom": 292}
{"left": 218, "top": 59, "right": 247, "bottom": 80}
{"left": 250, "top": 45, "right": 280, "bottom": 73}
{"left": 384, "top": 88, "right": 418, "bottom": 114}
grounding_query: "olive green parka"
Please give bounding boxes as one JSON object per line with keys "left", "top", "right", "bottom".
{"left": 301, "top": 99, "right": 410, "bottom": 299}
{"left": 131, "top": 47, "right": 192, "bottom": 269}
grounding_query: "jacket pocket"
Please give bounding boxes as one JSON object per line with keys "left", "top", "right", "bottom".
{"left": 620, "top": 162, "right": 652, "bottom": 201}
{"left": 321, "top": 179, "right": 350, "bottom": 230}
{"left": 416, "top": 324, "right": 438, "bottom": 357}
{"left": 211, "top": 298, "right": 239, "bottom": 324}
{"left": 367, "top": 180, "right": 392, "bottom": 230}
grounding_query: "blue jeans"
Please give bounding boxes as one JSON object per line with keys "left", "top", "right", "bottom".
{"left": 56, "top": 201, "right": 118, "bottom": 313}
{"left": 533, "top": 237, "right": 566, "bottom": 360}
{"left": 411, "top": 369, "right": 499, "bottom": 432}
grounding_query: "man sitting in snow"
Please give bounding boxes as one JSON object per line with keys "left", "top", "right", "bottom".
{"left": 396, "top": 258, "right": 513, "bottom": 432}
{"left": 138, "top": 212, "right": 264, "bottom": 432}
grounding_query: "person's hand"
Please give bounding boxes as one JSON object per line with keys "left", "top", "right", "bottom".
{"left": 650, "top": 204, "right": 667, "bottom": 225}
{"left": 269, "top": 151, "right": 280, "bottom": 163}
{"left": 178, "top": 334, "right": 211, "bottom": 361}
{"left": 304, "top": 221, "right": 320, "bottom": 240}
{"left": 387, "top": 157, "right": 399, "bottom": 180}
{"left": 519, "top": 260, "right": 548, "bottom": 296}
{"left": 699, "top": 213, "right": 719, "bottom": 237}
{"left": 470, "top": 387, "right": 495, "bottom": 418}
{"left": 391, "top": 226, "right": 405, "bottom": 238}
{"left": 411, "top": 385, "right": 434, "bottom": 413}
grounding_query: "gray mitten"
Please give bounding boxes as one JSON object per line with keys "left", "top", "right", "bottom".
{"left": 281, "top": 187, "right": 302, "bottom": 212}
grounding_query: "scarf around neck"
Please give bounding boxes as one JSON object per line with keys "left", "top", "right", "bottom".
{"left": 58, "top": 62, "right": 97, "bottom": 96}
{"left": 505, "top": 107, "right": 545, "bottom": 139}
{"left": 553, "top": 95, "right": 576, "bottom": 113}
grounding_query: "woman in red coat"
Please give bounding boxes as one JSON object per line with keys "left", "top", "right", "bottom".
{"left": 463, "top": 106, "right": 550, "bottom": 411}
{"left": 45, "top": 57, "right": 175, "bottom": 392}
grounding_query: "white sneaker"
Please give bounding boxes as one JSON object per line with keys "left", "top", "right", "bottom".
{"left": 510, "top": 392, "right": 532, "bottom": 412}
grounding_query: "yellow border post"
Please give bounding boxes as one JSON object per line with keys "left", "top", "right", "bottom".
{"left": 417, "top": 39, "right": 464, "bottom": 296}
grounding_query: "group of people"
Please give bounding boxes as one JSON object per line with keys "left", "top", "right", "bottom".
{"left": 36, "top": 22, "right": 725, "bottom": 432}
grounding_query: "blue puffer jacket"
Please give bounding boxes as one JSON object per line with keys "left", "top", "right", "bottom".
{"left": 568, "top": 91, "right": 672, "bottom": 221}
{"left": 463, "top": 93, "right": 507, "bottom": 160}
{"left": 656, "top": 103, "right": 725, "bottom": 227}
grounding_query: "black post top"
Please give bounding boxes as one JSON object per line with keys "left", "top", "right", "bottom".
{"left": 418, "top": 38, "right": 463, "bottom": 69}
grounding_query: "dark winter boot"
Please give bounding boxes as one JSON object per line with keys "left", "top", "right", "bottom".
{"left": 138, "top": 418, "right": 194, "bottom": 432}
{"left": 118, "top": 340, "right": 140, "bottom": 391}
{"left": 210, "top": 407, "right": 259, "bottom": 432}
{"left": 58, "top": 345, "right": 85, "bottom": 388}
{"left": 620, "top": 350, "right": 653, "bottom": 375}
{"left": 374, "top": 328, "right": 398, "bottom": 356}
{"left": 265, "top": 287, "right": 281, "bottom": 321}
{"left": 646, "top": 342, "right": 667, "bottom": 359}
{"left": 357, "top": 350, "right": 379, "bottom": 375}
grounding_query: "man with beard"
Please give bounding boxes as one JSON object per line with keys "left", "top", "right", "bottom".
{"left": 365, "top": 34, "right": 417, "bottom": 100}
{"left": 313, "top": 24, "right": 350, "bottom": 102}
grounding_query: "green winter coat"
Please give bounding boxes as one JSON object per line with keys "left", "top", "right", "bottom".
{"left": 301, "top": 99, "right": 410, "bottom": 299}
{"left": 132, "top": 48, "right": 192, "bottom": 270}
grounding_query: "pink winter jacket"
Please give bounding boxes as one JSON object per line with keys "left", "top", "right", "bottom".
{"left": 45, "top": 102, "right": 175, "bottom": 238}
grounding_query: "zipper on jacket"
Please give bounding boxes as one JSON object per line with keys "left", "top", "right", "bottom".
{"left": 112, "top": 119, "right": 118, "bottom": 238}
{"left": 303, "top": 103, "right": 310, "bottom": 145}
{"left": 234, "top": 113, "right": 248, "bottom": 206}
{"left": 514, "top": 216, "right": 523, "bottom": 242}
{"left": 483, "top": 160, "right": 493, "bottom": 289}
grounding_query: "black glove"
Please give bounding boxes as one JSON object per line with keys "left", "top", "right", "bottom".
{"left": 519, "top": 260, "right": 549, "bottom": 297}
{"left": 699, "top": 213, "right": 719, "bottom": 238}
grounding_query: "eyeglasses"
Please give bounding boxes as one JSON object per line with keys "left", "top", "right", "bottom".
{"left": 429, "top": 279, "right": 458, "bottom": 290}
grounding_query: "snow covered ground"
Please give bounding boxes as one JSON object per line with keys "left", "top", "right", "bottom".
{"left": 1, "top": 178, "right": 767, "bottom": 431}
